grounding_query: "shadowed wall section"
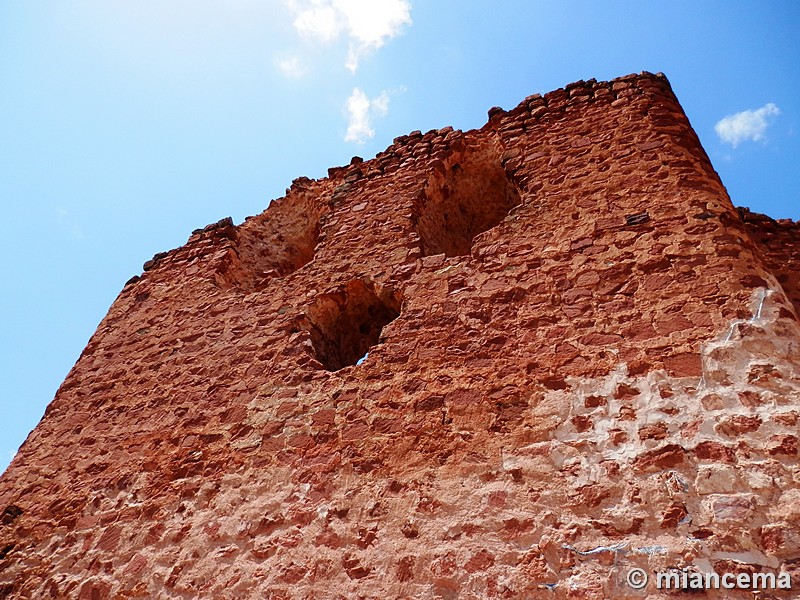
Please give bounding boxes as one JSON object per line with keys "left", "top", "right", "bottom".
{"left": 302, "top": 279, "right": 402, "bottom": 372}
{"left": 413, "top": 138, "right": 521, "bottom": 257}
{"left": 232, "top": 179, "right": 331, "bottom": 290}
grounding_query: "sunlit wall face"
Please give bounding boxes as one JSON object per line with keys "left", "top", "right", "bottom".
{"left": 1, "top": 0, "right": 798, "bottom": 474}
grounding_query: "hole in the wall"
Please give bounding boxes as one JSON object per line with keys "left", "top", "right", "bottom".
{"left": 414, "top": 140, "right": 521, "bottom": 257}
{"left": 0, "top": 544, "right": 14, "bottom": 561}
{"left": 232, "top": 182, "right": 329, "bottom": 289}
{"left": 0, "top": 506, "right": 22, "bottom": 526}
{"left": 303, "top": 280, "right": 401, "bottom": 372}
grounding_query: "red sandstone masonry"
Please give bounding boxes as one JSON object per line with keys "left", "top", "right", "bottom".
{"left": 1, "top": 72, "right": 799, "bottom": 599}
{"left": 738, "top": 207, "right": 800, "bottom": 316}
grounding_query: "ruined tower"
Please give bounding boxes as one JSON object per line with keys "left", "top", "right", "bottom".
{"left": 1, "top": 72, "right": 799, "bottom": 599}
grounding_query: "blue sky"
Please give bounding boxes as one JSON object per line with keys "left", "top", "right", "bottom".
{"left": 1, "top": 1, "right": 798, "bottom": 473}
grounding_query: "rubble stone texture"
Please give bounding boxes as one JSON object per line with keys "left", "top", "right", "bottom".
{"left": 1, "top": 72, "right": 799, "bottom": 599}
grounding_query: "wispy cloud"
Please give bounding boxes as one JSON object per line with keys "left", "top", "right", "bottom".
{"left": 715, "top": 103, "right": 780, "bottom": 148}
{"left": 344, "top": 87, "right": 390, "bottom": 143}
{"left": 3, "top": 449, "right": 16, "bottom": 472}
{"left": 273, "top": 53, "right": 308, "bottom": 78}
{"left": 56, "top": 208, "right": 84, "bottom": 239}
{"left": 287, "top": 0, "right": 411, "bottom": 73}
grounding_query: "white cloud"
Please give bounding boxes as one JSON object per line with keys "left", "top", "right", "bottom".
{"left": 287, "top": 0, "right": 411, "bottom": 73}
{"left": 344, "top": 87, "right": 390, "bottom": 143}
{"left": 274, "top": 53, "right": 308, "bottom": 78}
{"left": 291, "top": 0, "right": 341, "bottom": 42}
{"left": 715, "top": 103, "right": 781, "bottom": 148}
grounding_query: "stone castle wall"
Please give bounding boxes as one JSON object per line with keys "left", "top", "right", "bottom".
{"left": 1, "top": 72, "right": 798, "bottom": 599}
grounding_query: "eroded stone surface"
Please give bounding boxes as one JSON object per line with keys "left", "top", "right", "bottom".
{"left": 1, "top": 72, "right": 799, "bottom": 599}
